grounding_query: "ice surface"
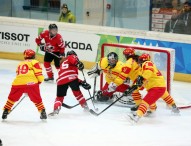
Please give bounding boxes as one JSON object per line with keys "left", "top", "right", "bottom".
{"left": 0, "top": 59, "right": 191, "bottom": 146}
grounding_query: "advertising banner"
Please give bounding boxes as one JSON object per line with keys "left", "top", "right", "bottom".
{"left": 0, "top": 25, "right": 38, "bottom": 52}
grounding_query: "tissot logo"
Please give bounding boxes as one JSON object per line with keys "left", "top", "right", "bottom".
{"left": 65, "top": 41, "right": 92, "bottom": 51}
{"left": 0, "top": 32, "right": 30, "bottom": 42}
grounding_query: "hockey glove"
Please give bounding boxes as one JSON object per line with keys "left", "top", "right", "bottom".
{"left": 59, "top": 52, "right": 65, "bottom": 57}
{"left": 136, "top": 75, "right": 144, "bottom": 87}
{"left": 124, "top": 85, "right": 138, "bottom": 96}
{"left": 77, "top": 61, "right": 84, "bottom": 71}
{"left": 80, "top": 81, "right": 91, "bottom": 90}
{"left": 39, "top": 43, "right": 45, "bottom": 51}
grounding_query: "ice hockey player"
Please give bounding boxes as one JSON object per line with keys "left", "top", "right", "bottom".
{"left": 88, "top": 52, "right": 129, "bottom": 102}
{"left": 128, "top": 53, "right": 180, "bottom": 123}
{"left": 35, "top": 24, "right": 65, "bottom": 81}
{"left": 121, "top": 47, "right": 142, "bottom": 111}
{"left": 49, "top": 50, "right": 91, "bottom": 116}
{"left": 2, "top": 49, "right": 47, "bottom": 120}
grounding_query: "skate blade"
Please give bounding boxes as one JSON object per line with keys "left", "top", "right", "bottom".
{"left": 41, "top": 119, "right": 47, "bottom": 122}
{"left": 126, "top": 114, "right": 138, "bottom": 125}
{"left": 48, "top": 111, "right": 59, "bottom": 117}
{"left": 171, "top": 111, "right": 181, "bottom": 116}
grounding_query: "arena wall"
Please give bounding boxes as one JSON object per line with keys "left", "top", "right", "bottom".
{"left": 0, "top": 16, "right": 191, "bottom": 82}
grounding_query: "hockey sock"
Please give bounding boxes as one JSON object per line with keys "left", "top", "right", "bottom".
{"left": 136, "top": 101, "right": 149, "bottom": 117}
{"left": 44, "top": 62, "right": 53, "bottom": 78}
{"left": 4, "top": 99, "right": 15, "bottom": 111}
{"left": 161, "top": 91, "right": 175, "bottom": 106}
{"left": 72, "top": 90, "right": 86, "bottom": 107}
{"left": 132, "top": 91, "right": 142, "bottom": 106}
{"left": 35, "top": 102, "right": 45, "bottom": 112}
{"left": 149, "top": 103, "right": 157, "bottom": 112}
{"left": 54, "top": 96, "right": 64, "bottom": 110}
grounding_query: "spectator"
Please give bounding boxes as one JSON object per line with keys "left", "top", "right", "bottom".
{"left": 164, "top": 9, "right": 185, "bottom": 34}
{"left": 179, "top": 1, "right": 191, "bottom": 34}
{"left": 58, "top": 4, "right": 76, "bottom": 23}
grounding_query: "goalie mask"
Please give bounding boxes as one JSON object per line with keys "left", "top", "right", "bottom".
{"left": 107, "top": 52, "right": 118, "bottom": 68}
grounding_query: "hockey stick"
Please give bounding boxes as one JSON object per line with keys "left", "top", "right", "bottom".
{"left": 47, "top": 51, "right": 62, "bottom": 59}
{"left": 92, "top": 76, "right": 97, "bottom": 99}
{"left": 62, "top": 96, "right": 93, "bottom": 109}
{"left": 81, "top": 70, "right": 98, "bottom": 111}
{"left": 8, "top": 95, "right": 26, "bottom": 115}
{"left": 89, "top": 85, "right": 138, "bottom": 116}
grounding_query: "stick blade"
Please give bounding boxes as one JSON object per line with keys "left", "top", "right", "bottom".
{"left": 62, "top": 103, "right": 73, "bottom": 109}
{"left": 89, "top": 109, "right": 99, "bottom": 116}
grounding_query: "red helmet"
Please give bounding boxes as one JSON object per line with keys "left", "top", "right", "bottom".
{"left": 123, "top": 47, "right": 135, "bottom": 56}
{"left": 23, "top": 49, "right": 35, "bottom": 59}
{"left": 138, "top": 53, "right": 151, "bottom": 63}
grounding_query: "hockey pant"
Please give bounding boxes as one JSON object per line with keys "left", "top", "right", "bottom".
{"left": 44, "top": 52, "right": 60, "bottom": 78}
{"left": 4, "top": 84, "right": 45, "bottom": 112}
{"left": 54, "top": 79, "right": 86, "bottom": 110}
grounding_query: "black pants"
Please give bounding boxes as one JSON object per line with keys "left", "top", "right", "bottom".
{"left": 57, "top": 79, "right": 80, "bottom": 97}
{"left": 44, "top": 52, "right": 60, "bottom": 68}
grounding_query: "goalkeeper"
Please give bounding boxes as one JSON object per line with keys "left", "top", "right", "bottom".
{"left": 88, "top": 52, "right": 129, "bottom": 102}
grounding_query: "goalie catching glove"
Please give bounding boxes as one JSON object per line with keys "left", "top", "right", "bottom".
{"left": 79, "top": 81, "right": 91, "bottom": 90}
{"left": 87, "top": 63, "right": 102, "bottom": 78}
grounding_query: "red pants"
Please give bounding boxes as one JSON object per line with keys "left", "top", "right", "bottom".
{"left": 143, "top": 87, "right": 166, "bottom": 105}
{"left": 8, "top": 84, "right": 42, "bottom": 104}
{"left": 102, "top": 83, "right": 129, "bottom": 98}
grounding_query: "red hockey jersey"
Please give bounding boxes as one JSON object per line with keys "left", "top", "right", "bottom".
{"left": 35, "top": 30, "right": 65, "bottom": 54}
{"left": 57, "top": 55, "right": 79, "bottom": 85}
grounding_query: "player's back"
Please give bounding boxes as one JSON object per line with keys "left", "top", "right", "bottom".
{"left": 141, "top": 61, "right": 166, "bottom": 90}
{"left": 57, "top": 55, "right": 79, "bottom": 85}
{"left": 12, "top": 59, "right": 42, "bottom": 86}
{"left": 122, "top": 58, "right": 141, "bottom": 82}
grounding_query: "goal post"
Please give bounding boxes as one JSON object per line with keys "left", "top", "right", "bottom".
{"left": 100, "top": 43, "right": 175, "bottom": 94}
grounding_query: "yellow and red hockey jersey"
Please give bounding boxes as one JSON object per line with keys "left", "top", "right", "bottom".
{"left": 140, "top": 61, "right": 166, "bottom": 90}
{"left": 121, "top": 58, "right": 141, "bottom": 82}
{"left": 12, "top": 59, "right": 44, "bottom": 86}
{"left": 99, "top": 57, "right": 126, "bottom": 86}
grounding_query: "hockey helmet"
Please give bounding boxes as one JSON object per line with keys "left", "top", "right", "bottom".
{"left": 138, "top": 53, "right": 151, "bottom": 64}
{"left": 23, "top": 49, "right": 35, "bottom": 59}
{"left": 67, "top": 50, "right": 77, "bottom": 56}
{"left": 123, "top": 47, "right": 135, "bottom": 59}
{"left": 49, "top": 24, "right": 58, "bottom": 30}
{"left": 107, "top": 52, "right": 118, "bottom": 68}
{"left": 49, "top": 24, "right": 58, "bottom": 37}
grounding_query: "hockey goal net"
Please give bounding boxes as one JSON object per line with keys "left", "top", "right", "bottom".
{"left": 99, "top": 43, "right": 191, "bottom": 109}
{"left": 100, "top": 43, "right": 175, "bottom": 94}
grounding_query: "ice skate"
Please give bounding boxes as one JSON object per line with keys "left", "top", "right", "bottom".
{"left": 44, "top": 77, "right": 54, "bottom": 82}
{"left": 40, "top": 109, "right": 47, "bottom": 120}
{"left": 127, "top": 113, "right": 140, "bottom": 124}
{"left": 130, "top": 105, "right": 139, "bottom": 114}
{"left": 2, "top": 109, "right": 9, "bottom": 120}
{"left": 48, "top": 106, "right": 61, "bottom": 117}
{"left": 82, "top": 103, "right": 90, "bottom": 113}
{"left": 171, "top": 104, "right": 180, "bottom": 114}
